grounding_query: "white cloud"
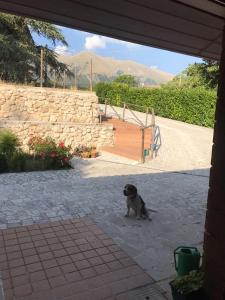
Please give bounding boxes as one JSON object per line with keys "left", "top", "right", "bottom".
{"left": 54, "top": 45, "right": 71, "bottom": 55}
{"left": 150, "top": 65, "right": 158, "bottom": 70}
{"left": 85, "top": 35, "right": 106, "bottom": 50}
{"left": 84, "top": 34, "right": 140, "bottom": 50}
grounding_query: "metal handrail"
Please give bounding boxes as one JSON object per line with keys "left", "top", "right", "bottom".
{"left": 100, "top": 98, "right": 158, "bottom": 163}
{"left": 100, "top": 97, "right": 151, "bottom": 110}
{"left": 101, "top": 98, "right": 155, "bottom": 128}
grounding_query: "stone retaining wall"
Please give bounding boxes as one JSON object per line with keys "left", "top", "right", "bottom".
{"left": 0, "top": 120, "right": 114, "bottom": 150}
{"left": 0, "top": 85, "right": 99, "bottom": 123}
{"left": 0, "top": 84, "right": 114, "bottom": 148}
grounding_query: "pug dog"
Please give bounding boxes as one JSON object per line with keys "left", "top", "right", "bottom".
{"left": 123, "top": 184, "right": 152, "bottom": 221}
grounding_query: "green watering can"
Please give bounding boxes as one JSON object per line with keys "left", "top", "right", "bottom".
{"left": 174, "top": 246, "right": 201, "bottom": 277}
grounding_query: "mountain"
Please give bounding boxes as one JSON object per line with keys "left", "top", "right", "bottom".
{"left": 58, "top": 51, "right": 174, "bottom": 89}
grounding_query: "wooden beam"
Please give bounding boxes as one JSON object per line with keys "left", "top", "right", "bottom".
{"left": 203, "top": 24, "right": 225, "bottom": 300}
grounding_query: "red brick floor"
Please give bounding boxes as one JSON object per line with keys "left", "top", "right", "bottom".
{"left": 0, "top": 217, "right": 154, "bottom": 300}
{"left": 102, "top": 118, "right": 152, "bottom": 161}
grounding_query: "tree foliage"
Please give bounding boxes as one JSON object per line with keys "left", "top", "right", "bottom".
{"left": 0, "top": 13, "right": 73, "bottom": 85}
{"left": 169, "top": 60, "right": 219, "bottom": 89}
{"left": 113, "top": 74, "right": 138, "bottom": 87}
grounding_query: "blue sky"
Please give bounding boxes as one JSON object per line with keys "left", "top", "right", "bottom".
{"left": 33, "top": 26, "right": 202, "bottom": 75}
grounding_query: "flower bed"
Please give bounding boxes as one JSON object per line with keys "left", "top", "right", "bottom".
{"left": 73, "top": 145, "right": 98, "bottom": 159}
{"left": 0, "top": 130, "right": 73, "bottom": 173}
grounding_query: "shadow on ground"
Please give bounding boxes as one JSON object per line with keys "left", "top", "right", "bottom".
{"left": 0, "top": 159, "right": 209, "bottom": 298}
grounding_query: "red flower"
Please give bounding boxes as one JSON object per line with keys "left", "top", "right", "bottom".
{"left": 50, "top": 152, "right": 57, "bottom": 158}
{"left": 63, "top": 157, "right": 69, "bottom": 163}
{"left": 59, "top": 141, "right": 65, "bottom": 149}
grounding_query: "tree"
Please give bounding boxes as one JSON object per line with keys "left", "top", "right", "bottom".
{"left": 186, "top": 60, "right": 219, "bottom": 89}
{"left": 169, "top": 60, "right": 219, "bottom": 89}
{"left": 0, "top": 12, "right": 73, "bottom": 85}
{"left": 113, "top": 74, "right": 138, "bottom": 87}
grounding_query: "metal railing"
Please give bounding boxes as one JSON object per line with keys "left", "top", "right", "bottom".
{"left": 99, "top": 98, "right": 159, "bottom": 163}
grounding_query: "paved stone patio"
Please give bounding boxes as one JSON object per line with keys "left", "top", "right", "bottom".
{"left": 0, "top": 156, "right": 209, "bottom": 299}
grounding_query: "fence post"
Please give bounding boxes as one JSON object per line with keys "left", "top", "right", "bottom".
{"left": 145, "top": 107, "right": 149, "bottom": 126}
{"left": 40, "top": 48, "right": 43, "bottom": 87}
{"left": 53, "top": 69, "right": 56, "bottom": 88}
{"left": 63, "top": 70, "right": 66, "bottom": 89}
{"left": 91, "top": 104, "right": 94, "bottom": 123}
{"left": 122, "top": 103, "right": 126, "bottom": 121}
{"left": 150, "top": 108, "right": 156, "bottom": 159}
{"left": 140, "top": 127, "right": 145, "bottom": 163}
{"left": 104, "top": 99, "right": 107, "bottom": 116}
{"left": 90, "top": 58, "right": 93, "bottom": 92}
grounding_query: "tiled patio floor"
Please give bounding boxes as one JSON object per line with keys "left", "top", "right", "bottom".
{"left": 0, "top": 217, "right": 166, "bottom": 300}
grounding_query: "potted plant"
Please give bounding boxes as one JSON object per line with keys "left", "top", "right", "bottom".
{"left": 74, "top": 145, "right": 98, "bottom": 159}
{"left": 90, "top": 147, "right": 98, "bottom": 158}
{"left": 170, "top": 271, "right": 208, "bottom": 300}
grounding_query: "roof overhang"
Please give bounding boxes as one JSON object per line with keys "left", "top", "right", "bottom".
{"left": 0, "top": 0, "right": 225, "bottom": 60}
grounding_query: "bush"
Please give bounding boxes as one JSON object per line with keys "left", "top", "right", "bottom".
{"left": 24, "top": 156, "right": 63, "bottom": 172}
{"left": 0, "top": 130, "right": 19, "bottom": 158}
{"left": 0, "top": 132, "right": 73, "bottom": 173}
{"left": 95, "top": 82, "right": 216, "bottom": 127}
{"left": 28, "top": 136, "right": 72, "bottom": 168}
{"left": 0, "top": 153, "right": 8, "bottom": 173}
{"left": 8, "top": 151, "right": 27, "bottom": 172}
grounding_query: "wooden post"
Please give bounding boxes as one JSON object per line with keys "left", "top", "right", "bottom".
{"left": 53, "top": 69, "right": 56, "bottom": 88}
{"left": 122, "top": 103, "right": 126, "bottom": 121}
{"left": 90, "top": 59, "right": 93, "bottom": 91}
{"left": 203, "top": 26, "right": 225, "bottom": 300}
{"left": 74, "top": 66, "right": 77, "bottom": 90}
{"left": 140, "top": 128, "right": 145, "bottom": 163}
{"left": 63, "top": 70, "right": 66, "bottom": 89}
{"left": 40, "top": 48, "right": 43, "bottom": 87}
{"left": 91, "top": 104, "right": 94, "bottom": 123}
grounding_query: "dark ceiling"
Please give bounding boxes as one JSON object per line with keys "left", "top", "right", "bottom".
{"left": 0, "top": 0, "right": 224, "bottom": 60}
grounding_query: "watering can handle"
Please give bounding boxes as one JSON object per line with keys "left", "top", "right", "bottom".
{"left": 173, "top": 246, "right": 198, "bottom": 272}
{"left": 174, "top": 246, "right": 198, "bottom": 253}
{"left": 174, "top": 251, "right": 178, "bottom": 271}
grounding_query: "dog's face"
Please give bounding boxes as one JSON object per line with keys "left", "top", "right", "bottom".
{"left": 123, "top": 184, "right": 137, "bottom": 197}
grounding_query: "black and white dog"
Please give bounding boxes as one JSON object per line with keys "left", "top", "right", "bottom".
{"left": 123, "top": 184, "right": 152, "bottom": 221}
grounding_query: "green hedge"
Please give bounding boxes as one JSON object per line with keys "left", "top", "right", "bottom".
{"left": 0, "top": 152, "right": 72, "bottom": 173}
{"left": 95, "top": 83, "right": 217, "bottom": 127}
